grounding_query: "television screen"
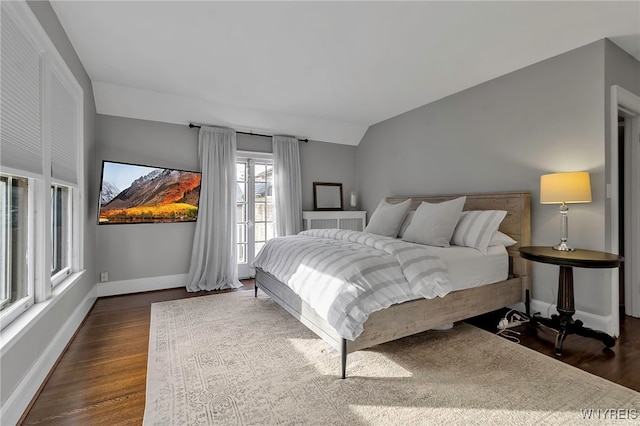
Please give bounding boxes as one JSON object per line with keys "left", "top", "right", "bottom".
{"left": 98, "top": 160, "right": 201, "bottom": 225}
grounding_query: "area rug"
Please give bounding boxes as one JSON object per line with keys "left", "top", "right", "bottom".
{"left": 144, "top": 291, "right": 640, "bottom": 425}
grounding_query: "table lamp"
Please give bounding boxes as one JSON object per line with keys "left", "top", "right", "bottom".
{"left": 540, "top": 171, "right": 592, "bottom": 251}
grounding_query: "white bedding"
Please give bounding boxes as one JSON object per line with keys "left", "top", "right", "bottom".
{"left": 429, "top": 245, "right": 508, "bottom": 291}
{"left": 252, "top": 229, "right": 451, "bottom": 340}
{"left": 252, "top": 230, "right": 509, "bottom": 341}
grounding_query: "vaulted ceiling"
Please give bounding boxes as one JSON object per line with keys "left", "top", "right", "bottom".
{"left": 51, "top": 1, "right": 640, "bottom": 145}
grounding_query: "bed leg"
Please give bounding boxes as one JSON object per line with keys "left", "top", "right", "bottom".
{"left": 341, "top": 339, "right": 347, "bottom": 379}
{"left": 254, "top": 283, "right": 258, "bottom": 298}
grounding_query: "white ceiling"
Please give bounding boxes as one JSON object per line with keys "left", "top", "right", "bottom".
{"left": 51, "top": 1, "right": 640, "bottom": 146}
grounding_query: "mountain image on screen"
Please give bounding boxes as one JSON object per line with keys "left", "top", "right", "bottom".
{"left": 100, "top": 181, "right": 120, "bottom": 205}
{"left": 99, "top": 167, "right": 201, "bottom": 224}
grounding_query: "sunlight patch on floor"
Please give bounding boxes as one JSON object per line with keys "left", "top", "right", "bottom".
{"left": 287, "top": 337, "right": 414, "bottom": 378}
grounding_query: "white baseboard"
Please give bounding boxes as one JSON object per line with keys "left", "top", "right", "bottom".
{"left": 529, "top": 299, "right": 614, "bottom": 337}
{"left": 96, "top": 273, "right": 187, "bottom": 297}
{"left": 1, "top": 281, "right": 96, "bottom": 426}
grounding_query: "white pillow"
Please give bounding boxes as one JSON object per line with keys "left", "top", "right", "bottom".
{"left": 364, "top": 199, "right": 411, "bottom": 237}
{"left": 452, "top": 210, "right": 507, "bottom": 254}
{"left": 490, "top": 230, "right": 517, "bottom": 247}
{"left": 401, "top": 196, "right": 466, "bottom": 247}
{"left": 397, "top": 211, "right": 414, "bottom": 238}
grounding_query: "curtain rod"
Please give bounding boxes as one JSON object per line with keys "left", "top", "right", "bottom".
{"left": 188, "top": 123, "right": 308, "bottom": 143}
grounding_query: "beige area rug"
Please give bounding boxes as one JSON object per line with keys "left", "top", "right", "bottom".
{"left": 144, "top": 291, "right": 640, "bottom": 425}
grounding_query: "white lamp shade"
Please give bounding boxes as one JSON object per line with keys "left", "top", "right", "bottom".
{"left": 540, "top": 172, "right": 592, "bottom": 204}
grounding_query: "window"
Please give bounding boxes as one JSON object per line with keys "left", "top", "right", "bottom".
{"left": 51, "top": 184, "right": 71, "bottom": 285}
{"left": 0, "top": 175, "right": 30, "bottom": 314}
{"left": 0, "top": 1, "right": 83, "bottom": 330}
{"left": 237, "top": 153, "right": 275, "bottom": 278}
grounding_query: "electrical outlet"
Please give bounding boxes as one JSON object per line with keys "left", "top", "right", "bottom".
{"left": 100, "top": 272, "right": 109, "bottom": 282}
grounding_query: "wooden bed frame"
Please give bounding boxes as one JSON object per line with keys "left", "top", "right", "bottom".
{"left": 254, "top": 192, "right": 531, "bottom": 378}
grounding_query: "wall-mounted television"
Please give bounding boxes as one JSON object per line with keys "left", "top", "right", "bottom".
{"left": 98, "top": 160, "right": 201, "bottom": 225}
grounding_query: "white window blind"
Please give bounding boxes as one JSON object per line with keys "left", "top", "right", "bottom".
{"left": 50, "top": 70, "right": 78, "bottom": 184}
{"left": 0, "top": 0, "right": 84, "bottom": 334}
{"left": 0, "top": 4, "right": 43, "bottom": 176}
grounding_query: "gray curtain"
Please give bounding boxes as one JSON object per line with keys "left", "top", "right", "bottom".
{"left": 186, "top": 126, "right": 241, "bottom": 291}
{"left": 273, "top": 136, "right": 303, "bottom": 236}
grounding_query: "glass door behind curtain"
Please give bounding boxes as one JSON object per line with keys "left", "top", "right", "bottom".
{"left": 237, "top": 153, "right": 275, "bottom": 279}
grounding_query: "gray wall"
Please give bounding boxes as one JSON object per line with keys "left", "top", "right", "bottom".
{"left": 604, "top": 39, "right": 640, "bottom": 107}
{"left": 299, "top": 140, "right": 357, "bottom": 211}
{"left": 2, "top": 0, "right": 97, "bottom": 409}
{"left": 357, "top": 40, "right": 611, "bottom": 316}
{"left": 96, "top": 115, "right": 356, "bottom": 282}
{"left": 96, "top": 116, "right": 198, "bottom": 282}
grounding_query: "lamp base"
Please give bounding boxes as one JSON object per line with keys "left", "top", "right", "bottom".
{"left": 553, "top": 203, "right": 575, "bottom": 251}
{"left": 553, "top": 241, "right": 575, "bottom": 251}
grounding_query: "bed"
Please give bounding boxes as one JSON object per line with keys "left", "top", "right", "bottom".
{"left": 254, "top": 192, "right": 531, "bottom": 378}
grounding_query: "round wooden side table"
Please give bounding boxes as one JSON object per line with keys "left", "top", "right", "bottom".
{"left": 518, "top": 246, "right": 623, "bottom": 356}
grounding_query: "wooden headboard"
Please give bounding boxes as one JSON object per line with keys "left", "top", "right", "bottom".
{"left": 386, "top": 192, "right": 532, "bottom": 300}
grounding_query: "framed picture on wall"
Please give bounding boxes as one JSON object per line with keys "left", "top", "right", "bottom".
{"left": 98, "top": 160, "right": 201, "bottom": 224}
{"left": 313, "top": 182, "right": 343, "bottom": 211}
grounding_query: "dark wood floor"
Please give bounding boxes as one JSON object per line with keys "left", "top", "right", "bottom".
{"left": 20, "top": 283, "right": 251, "bottom": 425}
{"left": 467, "top": 307, "right": 640, "bottom": 392}
{"left": 20, "top": 280, "right": 640, "bottom": 424}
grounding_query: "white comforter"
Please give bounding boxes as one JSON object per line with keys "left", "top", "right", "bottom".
{"left": 252, "top": 229, "right": 452, "bottom": 340}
